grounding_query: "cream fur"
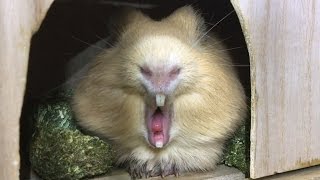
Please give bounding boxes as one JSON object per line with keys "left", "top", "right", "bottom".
{"left": 72, "top": 6, "right": 247, "bottom": 178}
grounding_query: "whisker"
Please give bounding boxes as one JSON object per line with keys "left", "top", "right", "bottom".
{"left": 218, "top": 46, "right": 244, "bottom": 51}
{"left": 95, "top": 34, "right": 114, "bottom": 48}
{"left": 71, "top": 35, "right": 104, "bottom": 50}
{"left": 205, "top": 22, "right": 216, "bottom": 26}
{"left": 216, "top": 63, "right": 250, "bottom": 67}
{"left": 193, "top": 10, "right": 235, "bottom": 47}
{"left": 207, "top": 36, "right": 233, "bottom": 46}
{"left": 209, "top": 13, "right": 215, "bottom": 22}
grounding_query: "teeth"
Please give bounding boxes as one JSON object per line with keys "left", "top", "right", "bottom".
{"left": 156, "top": 94, "right": 165, "bottom": 107}
{"left": 155, "top": 141, "right": 163, "bottom": 148}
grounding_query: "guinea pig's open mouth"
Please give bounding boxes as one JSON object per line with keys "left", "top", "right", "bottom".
{"left": 146, "top": 94, "right": 171, "bottom": 148}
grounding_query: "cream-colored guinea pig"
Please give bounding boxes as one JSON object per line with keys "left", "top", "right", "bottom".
{"left": 72, "top": 5, "right": 247, "bottom": 179}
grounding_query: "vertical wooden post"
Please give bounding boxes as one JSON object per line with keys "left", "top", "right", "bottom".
{"left": 232, "top": 0, "right": 320, "bottom": 178}
{"left": 0, "top": 0, "right": 53, "bottom": 179}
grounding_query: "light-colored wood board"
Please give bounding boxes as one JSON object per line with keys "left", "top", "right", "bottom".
{"left": 92, "top": 165, "right": 245, "bottom": 180}
{"left": 31, "top": 165, "right": 320, "bottom": 180}
{"left": 30, "top": 165, "right": 245, "bottom": 180}
{"left": 0, "top": 0, "right": 54, "bottom": 179}
{"left": 260, "top": 165, "right": 320, "bottom": 180}
{"left": 231, "top": 0, "right": 320, "bottom": 179}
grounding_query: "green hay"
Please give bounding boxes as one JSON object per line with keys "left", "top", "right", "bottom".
{"left": 29, "top": 92, "right": 114, "bottom": 180}
{"left": 221, "top": 123, "right": 250, "bottom": 175}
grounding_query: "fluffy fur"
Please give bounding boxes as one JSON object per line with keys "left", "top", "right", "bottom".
{"left": 72, "top": 6, "right": 247, "bottom": 178}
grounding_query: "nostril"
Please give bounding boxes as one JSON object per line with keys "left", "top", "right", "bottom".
{"left": 169, "top": 67, "right": 181, "bottom": 78}
{"left": 140, "top": 66, "right": 153, "bottom": 77}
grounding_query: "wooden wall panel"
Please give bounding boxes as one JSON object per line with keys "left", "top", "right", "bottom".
{"left": 0, "top": 0, "right": 53, "bottom": 179}
{"left": 231, "top": 0, "right": 320, "bottom": 178}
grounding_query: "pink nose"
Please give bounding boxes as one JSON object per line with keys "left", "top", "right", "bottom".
{"left": 140, "top": 65, "right": 180, "bottom": 92}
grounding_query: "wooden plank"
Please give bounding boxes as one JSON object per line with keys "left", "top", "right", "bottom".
{"left": 92, "top": 165, "right": 245, "bottom": 180}
{"left": 0, "top": 0, "right": 54, "bottom": 179}
{"left": 90, "top": 165, "right": 320, "bottom": 180}
{"left": 231, "top": 0, "right": 320, "bottom": 178}
{"left": 261, "top": 165, "right": 320, "bottom": 180}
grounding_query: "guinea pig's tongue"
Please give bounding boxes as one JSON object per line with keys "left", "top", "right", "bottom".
{"left": 147, "top": 108, "right": 170, "bottom": 148}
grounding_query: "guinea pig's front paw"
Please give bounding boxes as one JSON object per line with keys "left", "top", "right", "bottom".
{"left": 127, "top": 163, "right": 160, "bottom": 179}
{"left": 127, "top": 162, "right": 152, "bottom": 179}
{"left": 159, "top": 163, "right": 180, "bottom": 178}
{"left": 127, "top": 161, "right": 180, "bottom": 179}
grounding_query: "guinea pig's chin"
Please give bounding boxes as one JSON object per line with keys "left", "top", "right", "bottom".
{"left": 144, "top": 104, "right": 172, "bottom": 149}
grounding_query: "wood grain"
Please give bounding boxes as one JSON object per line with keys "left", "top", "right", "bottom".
{"left": 231, "top": 0, "right": 320, "bottom": 178}
{"left": 0, "top": 0, "right": 53, "bottom": 179}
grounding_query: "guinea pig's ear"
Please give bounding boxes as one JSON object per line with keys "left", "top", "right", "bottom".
{"left": 108, "top": 7, "right": 150, "bottom": 38}
{"left": 165, "top": 6, "right": 205, "bottom": 42}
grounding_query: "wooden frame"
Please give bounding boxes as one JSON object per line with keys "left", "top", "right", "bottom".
{"left": 0, "top": 0, "right": 319, "bottom": 179}
{"left": 0, "top": 0, "right": 54, "bottom": 179}
{"left": 232, "top": 0, "right": 320, "bottom": 178}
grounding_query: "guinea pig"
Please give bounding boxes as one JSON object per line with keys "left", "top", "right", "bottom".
{"left": 72, "top": 5, "right": 247, "bottom": 179}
